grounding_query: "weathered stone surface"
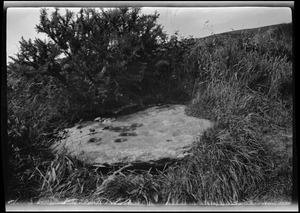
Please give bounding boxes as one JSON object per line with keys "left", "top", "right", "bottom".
{"left": 52, "top": 104, "right": 213, "bottom": 167}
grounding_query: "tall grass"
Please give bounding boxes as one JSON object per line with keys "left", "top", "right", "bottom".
{"left": 6, "top": 65, "right": 80, "bottom": 202}
{"left": 6, "top": 24, "right": 293, "bottom": 204}
{"left": 183, "top": 25, "right": 293, "bottom": 203}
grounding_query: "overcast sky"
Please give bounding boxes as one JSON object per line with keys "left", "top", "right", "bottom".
{"left": 6, "top": 6, "right": 292, "bottom": 62}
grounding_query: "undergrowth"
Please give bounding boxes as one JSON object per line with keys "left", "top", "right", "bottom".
{"left": 6, "top": 23, "right": 293, "bottom": 204}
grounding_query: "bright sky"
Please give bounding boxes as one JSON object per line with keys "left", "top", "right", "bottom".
{"left": 6, "top": 6, "right": 292, "bottom": 63}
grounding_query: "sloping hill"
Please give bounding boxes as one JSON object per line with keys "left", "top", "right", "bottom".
{"left": 199, "top": 22, "right": 292, "bottom": 40}
{"left": 218, "top": 23, "right": 292, "bottom": 36}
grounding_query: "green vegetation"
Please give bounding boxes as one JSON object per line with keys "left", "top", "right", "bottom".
{"left": 6, "top": 7, "right": 293, "bottom": 204}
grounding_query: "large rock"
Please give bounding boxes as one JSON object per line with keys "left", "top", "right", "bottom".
{"left": 52, "top": 105, "right": 213, "bottom": 168}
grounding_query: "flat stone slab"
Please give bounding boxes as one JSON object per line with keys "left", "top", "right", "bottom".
{"left": 52, "top": 104, "right": 213, "bottom": 167}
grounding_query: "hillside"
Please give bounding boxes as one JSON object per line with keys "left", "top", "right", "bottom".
{"left": 6, "top": 8, "right": 293, "bottom": 205}
{"left": 217, "top": 22, "right": 292, "bottom": 37}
